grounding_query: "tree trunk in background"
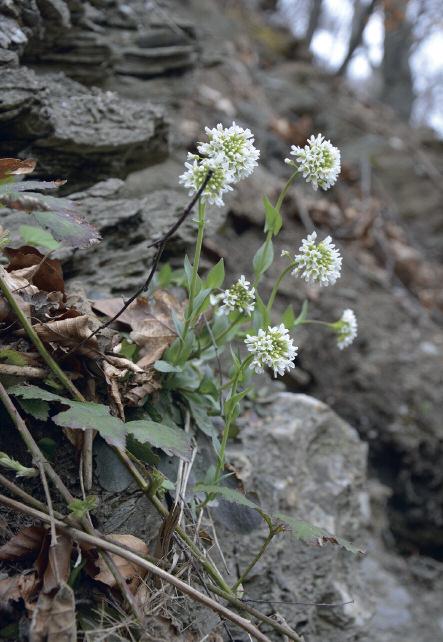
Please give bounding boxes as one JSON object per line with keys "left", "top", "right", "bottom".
{"left": 336, "top": 0, "right": 378, "bottom": 76}
{"left": 380, "top": 0, "right": 415, "bottom": 120}
{"left": 306, "top": 0, "right": 323, "bottom": 47}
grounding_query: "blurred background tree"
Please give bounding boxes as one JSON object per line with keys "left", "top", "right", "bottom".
{"left": 277, "top": 0, "right": 443, "bottom": 133}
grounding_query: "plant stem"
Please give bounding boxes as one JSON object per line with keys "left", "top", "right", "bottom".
{"left": 0, "top": 270, "right": 233, "bottom": 598}
{"left": 0, "top": 493, "right": 273, "bottom": 642}
{"left": 275, "top": 170, "right": 299, "bottom": 212}
{"left": 231, "top": 527, "right": 275, "bottom": 592}
{"left": 0, "top": 274, "right": 86, "bottom": 402}
{"left": 198, "top": 312, "right": 243, "bottom": 354}
{"left": 214, "top": 356, "right": 253, "bottom": 484}
{"left": 266, "top": 263, "right": 294, "bottom": 312}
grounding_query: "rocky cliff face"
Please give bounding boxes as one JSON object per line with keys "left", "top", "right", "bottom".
{"left": 1, "top": 1, "right": 443, "bottom": 640}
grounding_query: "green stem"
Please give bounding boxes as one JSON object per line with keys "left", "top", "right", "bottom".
{"left": 198, "top": 312, "right": 243, "bottom": 354}
{"left": 0, "top": 274, "right": 85, "bottom": 402}
{"left": 231, "top": 527, "right": 275, "bottom": 592}
{"left": 214, "top": 356, "right": 253, "bottom": 484}
{"left": 0, "top": 272, "right": 233, "bottom": 597}
{"left": 275, "top": 170, "right": 299, "bottom": 212}
{"left": 175, "top": 199, "right": 206, "bottom": 363}
{"left": 266, "top": 263, "right": 294, "bottom": 312}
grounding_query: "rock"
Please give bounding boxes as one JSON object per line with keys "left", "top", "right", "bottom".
{"left": 0, "top": 66, "right": 168, "bottom": 185}
{"left": 204, "top": 393, "right": 369, "bottom": 641}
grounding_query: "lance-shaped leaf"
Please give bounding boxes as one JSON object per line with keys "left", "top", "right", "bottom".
{"left": 273, "top": 513, "right": 365, "bottom": 555}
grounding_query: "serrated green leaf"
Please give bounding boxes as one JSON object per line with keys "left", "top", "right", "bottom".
{"left": 8, "top": 384, "right": 64, "bottom": 403}
{"left": 195, "top": 483, "right": 269, "bottom": 516}
{"left": 274, "top": 513, "right": 365, "bottom": 555}
{"left": 263, "top": 196, "right": 282, "bottom": 236}
{"left": 53, "top": 402, "right": 126, "bottom": 450}
{"left": 205, "top": 259, "right": 225, "bottom": 290}
{"left": 253, "top": 239, "right": 274, "bottom": 280}
{"left": 32, "top": 210, "right": 100, "bottom": 249}
{"left": 18, "top": 397, "right": 50, "bottom": 422}
{"left": 0, "top": 451, "right": 37, "bottom": 478}
{"left": 19, "top": 224, "right": 60, "bottom": 250}
{"left": 126, "top": 419, "right": 192, "bottom": 460}
{"left": 126, "top": 434, "right": 160, "bottom": 466}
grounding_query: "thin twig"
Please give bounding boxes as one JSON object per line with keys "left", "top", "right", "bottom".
{"left": 35, "top": 458, "right": 60, "bottom": 583}
{"left": 0, "top": 383, "right": 144, "bottom": 624}
{"left": 63, "top": 171, "right": 213, "bottom": 361}
{"left": 0, "top": 494, "right": 272, "bottom": 642}
{"left": 0, "top": 472, "right": 64, "bottom": 519}
{"left": 0, "top": 364, "right": 48, "bottom": 378}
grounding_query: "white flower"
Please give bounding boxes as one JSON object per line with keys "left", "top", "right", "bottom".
{"left": 179, "top": 153, "right": 234, "bottom": 207}
{"left": 245, "top": 324, "right": 298, "bottom": 377}
{"left": 198, "top": 122, "right": 260, "bottom": 181}
{"left": 285, "top": 133, "right": 341, "bottom": 191}
{"left": 220, "top": 275, "right": 255, "bottom": 315}
{"left": 335, "top": 309, "right": 357, "bottom": 350}
{"left": 291, "top": 231, "right": 342, "bottom": 286}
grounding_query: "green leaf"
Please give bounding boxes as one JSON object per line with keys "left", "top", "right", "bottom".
{"left": 184, "top": 391, "right": 220, "bottom": 451}
{"left": 184, "top": 255, "right": 193, "bottom": 291}
{"left": 263, "top": 196, "right": 282, "bottom": 236}
{"left": 154, "top": 360, "right": 183, "bottom": 373}
{"left": 205, "top": 259, "right": 225, "bottom": 290}
{"left": 68, "top": 496, "right": 98, "bottom": 519}
{"left": 32, "top": 210, "right": 100, "bottom": 249}
{"left": 0, "top": 451, "right": 37, "bottom": 478}
{"left": 224, "top": 387, "right": 252, "bottom": 422}
{"left": 19, "top": 224, "right": 60, "bottom": 250}
{"left": 52, "top": 401, "right": 126, "bottom": 450}
{"left": 157, "top": 263, "right": 172, "bottom": 288}
{"left": 190, "top": 287, "right": 212, "bottom": 321}
{"left": 282, "top": 304, "right": 295, "bottom": 330}
{"left": 194, "top": 483, "right": 269, "bottom": 516}
{"left": 294, "top": 300, "right": 309, "bottom": 326}
{"left": 254, "top": 295, "right": 270, "bottom": 328}
{"left": 18, "top": 397, "right": 50, "bottom": 422}
{"left": 117, "top": 339, "right": 138, "bottom": 361}
{"left": 126, "top": 434, "right": 160, "bottom": 466}
{"left": 274, "top": 513, "right": 365, "bottom": 556}
{"left": 8, "top": 385, "right": 126, "bottom": 449}
{"left": 253, "top": 239, "right": 274, "bottom": 281}
{"left": 0, "top": 349, "right": 28, "bottom": 366}
{"left": 126, "top": 419, "right": 192, "bottom": 460}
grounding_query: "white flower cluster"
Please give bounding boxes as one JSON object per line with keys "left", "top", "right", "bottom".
{"left": 179, "top": 122, "right": 259, "bottom": 207}
{"left": 336, "top": 309, "right": 358, "bottom": 350}
{"left": 285, "top": 133, "right": 341, "bottom": 191}
{"left": 245, "top": 324, "right": 298, "bottom": 377}
{"left": 291, "top": 231, "right": 342, "bottom": 287}
{"left": 220, "top": 275, "right": 255, "bottom": 315}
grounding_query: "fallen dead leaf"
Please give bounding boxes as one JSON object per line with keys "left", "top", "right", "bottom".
{"left": 5, "top": 246, "right": 65, "bottom": 294}
{"left": 0, "top": 526, "right": 45, "bottom": 561}
{"left": 103, "top": 361, "right": 127, "bottom": 420}
{"left": 43, "top": 533, "right": 73, "bottom": 594}
{"left": 31, "top": 314, "right": 99, "bottom": 357}
{"left": 30, "top": 582, "right": 76, "bottom": 642}
{"left": 0, "top": 158, "right": 36, "bottom": 179}
{"left": 93, "top": 290, "right": 184, "bottom": 368}
{"left": 92, "top": 534, "right": 149, "bottom": 593}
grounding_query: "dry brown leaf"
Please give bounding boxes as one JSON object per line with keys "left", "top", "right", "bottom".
{"left": 93, "top": 290, "right": 184, "bottom": 368}
{"left": 5, "top": 246, "right": 65, "bottom": 294}
{"left": 0, "top": 575, "right": 21, "bottom": 604}
{"left": 32, "top": 315, "right": 99, "bottom": 357}
{"left": 92, "top": 534, "right": 149, "bottom": 593}
{"left": 125, "top": 369, "right": 161, "bottom": 406}
{"left": 0, "top": 526, "right": 45, "bottom": 561}
{"left": 43, "top": 533, "right": 73, "bottom": 594}
{"left": 0, "top": 158, "right": 36, "bottom": 179}
{"left": 0, "top": 265, "right": 39, "bottom": 321}
{"left": 30, "top": 582, "right": 76, "bottom": 642}
{"left": 103, "top": 361, "right": 127, "bottom": 420}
